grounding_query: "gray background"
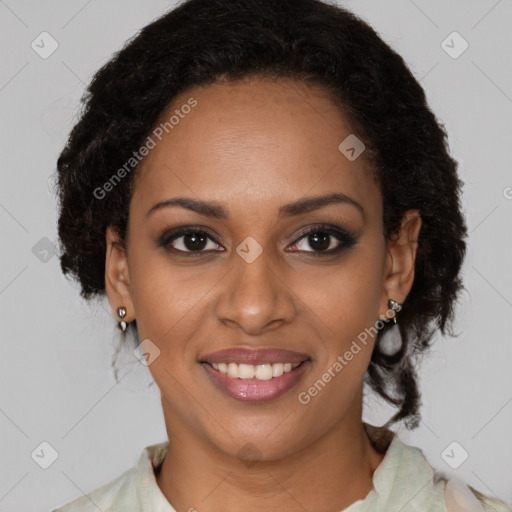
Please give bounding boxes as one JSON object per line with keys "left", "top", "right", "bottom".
{"left": 0, "top": 0, "right": 511, "bottom": 510}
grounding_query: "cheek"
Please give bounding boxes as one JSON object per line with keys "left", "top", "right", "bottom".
{"left": 290, "top": 250, "right": 384, "bottom": 338}
{"left": 126, "top": 248, "right": 179, "bottom": 343}
{"left": 126, "top": 238, "right": 196, "bottom": 329}
{"left": 288, "top": 247, "right": 385, "bottom": 400}
{"left": 126, "top": 243, "right": 226, "bottom": 376}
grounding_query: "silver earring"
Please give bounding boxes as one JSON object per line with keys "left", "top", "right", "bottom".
{"left": 378, "top": 322, "right": 402, "bottom": 355}
{"left": 388, "top": 299, "right": 402, "bottom": 324}
{"left": 378, "top": 299, "right": 403, "bottom": 355}
{"left": 117, "top": 306, "right": 127, "bottom": 333}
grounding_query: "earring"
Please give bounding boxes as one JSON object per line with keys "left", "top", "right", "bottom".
{"left": 388, "top": 298, "right": 402, "bottom": 324}
{"left": 378, "top": 299, "right": 403, "bottom": 356}
{"left": 117, "top": 306, "right": 127, "bottom": 333}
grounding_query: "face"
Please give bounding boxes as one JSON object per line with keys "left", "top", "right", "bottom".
{"left": 105, "top": 76, "right": 421, "bottom": 461}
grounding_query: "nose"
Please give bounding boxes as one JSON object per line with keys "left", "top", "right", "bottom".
{"left": 213, "top": 247, "right": 296, "bottom": 335}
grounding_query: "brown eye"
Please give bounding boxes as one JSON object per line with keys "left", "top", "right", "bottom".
{"left": 288, "top": 225, "right": 357, "bottom": 256}
{"left": 306, "top": 232, "right": 332, "bottom": 251}
{"left": 179, "top": 232, "right": 209, "bottom": 251}
{"left": 159, "top": 228, "right": 223, "bottom": 253}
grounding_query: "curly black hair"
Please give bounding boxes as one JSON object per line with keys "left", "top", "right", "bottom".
{"left": 55, "top": 0, "right": 468, "bottom": 429}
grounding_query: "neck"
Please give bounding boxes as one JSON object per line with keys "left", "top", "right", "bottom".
{"left": 156, "top": 410, "right": 386, "bottom": 512}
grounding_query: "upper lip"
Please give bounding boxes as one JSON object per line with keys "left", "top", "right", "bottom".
{"left": 199, "top": 347, "right": 311, "bottom": 365}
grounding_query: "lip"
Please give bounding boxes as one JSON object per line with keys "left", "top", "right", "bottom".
{"left": 199, "top": 346, "right": 311, "bottom": 365}
{"left": 201, "top": 360, "right": 312, "bottom": 402}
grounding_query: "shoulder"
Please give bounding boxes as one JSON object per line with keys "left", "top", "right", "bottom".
{"left": 52, "top": 465, "right": 139, "bottom": 512}
{"left": 52, "top": 441, "right": 170, "bottom": 512}
{"left": 364, "top": 427, "right": 511, "bottom": 512}
{"left": 442, "top": 476, "right": 512, "bottom": 512}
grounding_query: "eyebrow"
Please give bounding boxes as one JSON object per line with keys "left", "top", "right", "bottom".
{"left": 146, "top": 192, "right": 365, "bottom": 221}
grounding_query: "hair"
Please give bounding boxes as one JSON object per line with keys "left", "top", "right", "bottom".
{"left": 55, "top": 0, "right": 468, "bottom": 429}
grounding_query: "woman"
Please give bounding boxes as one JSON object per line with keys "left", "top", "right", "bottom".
{"left": 52, "top": 0, "right": 511, "bottom": 510}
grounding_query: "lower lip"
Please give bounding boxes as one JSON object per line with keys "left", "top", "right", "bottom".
{"left": 201, "top": 361, "right": 311, "bottom": 402}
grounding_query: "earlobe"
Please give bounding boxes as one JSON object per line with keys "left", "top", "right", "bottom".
{"left": 105, "top": 226, "right": 135, "bottom": 322}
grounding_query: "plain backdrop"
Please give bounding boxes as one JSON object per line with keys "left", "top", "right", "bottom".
{"left": 0, "top": 0, "right": 511, "bottom": 510}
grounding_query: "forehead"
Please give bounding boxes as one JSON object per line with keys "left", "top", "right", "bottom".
{"left": 131, "top": 77, "right": 381, "bottom": 223}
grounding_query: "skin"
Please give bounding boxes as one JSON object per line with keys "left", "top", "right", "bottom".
{"left": 105, "top": 76, "right": 421, "bottom": 512}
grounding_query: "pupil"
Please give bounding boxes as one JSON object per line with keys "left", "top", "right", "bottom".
{"left": 309, "top": 232, "right": 329, "bottom": 251}
{"left": 185, "top": 233, "right": 207, "bottom": 251}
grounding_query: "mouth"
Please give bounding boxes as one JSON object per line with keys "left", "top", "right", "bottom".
{"left": 199, "top": 346, "right": 312, "bottom": 366}
{"left": 200, "top": 359, "right": 312, "bottom": 402}
{"left": 201, "top": 359, "right": 309, "bottom": 379}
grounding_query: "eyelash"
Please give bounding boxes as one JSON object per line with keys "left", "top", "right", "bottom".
{"left": 157, "top": 224, "right": 357, "bottom": 257}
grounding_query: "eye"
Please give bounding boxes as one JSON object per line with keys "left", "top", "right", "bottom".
{"left": 158, "top": 224, "right": 357, "bottom": 257}
{"left": 287, "top": 225, "right": 356, "bottom": 256}
{"left": 158, "top": 227, "right": 223, "bottom": 254}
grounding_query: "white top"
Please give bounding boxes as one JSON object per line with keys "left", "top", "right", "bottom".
{"left": 53, "top": 434, "right": 511, "bottom": 512}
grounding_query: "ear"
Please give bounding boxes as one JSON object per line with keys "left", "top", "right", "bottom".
{"left": 379, "top": 209, "right": 422, "bottom": 320}
{"left": 105, "top": 225, "right": 135, "bottom": 322}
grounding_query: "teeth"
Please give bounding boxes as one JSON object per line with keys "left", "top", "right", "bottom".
{"left": 210, "top": 361, "right": 302, "bottom": 380}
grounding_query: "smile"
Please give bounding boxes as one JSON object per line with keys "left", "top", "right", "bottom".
{"left": 201, "top": 360, "right": 311, "bottom": 402}
{"left": 210, "top": 361, "right": 302, "bottom": 380}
